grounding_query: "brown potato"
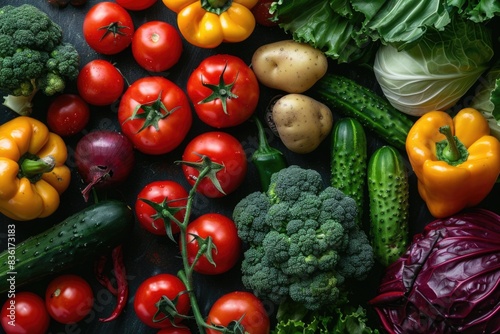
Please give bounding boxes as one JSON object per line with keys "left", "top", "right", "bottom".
{"left": 252, "top": 40, "right": 328, "bottom": 93}
{"left": 272, "top": 94, "right": 333, "bottom": 154}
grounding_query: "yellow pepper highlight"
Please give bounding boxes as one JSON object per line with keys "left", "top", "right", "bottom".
{"left": 406, "top": 108, "right": 500, "bottom": 218}
{"left": 0, "top": 116, "right": 70, "bottom": 221}
{"left": 163, "top": 0, "right": 257, "bottom": 48}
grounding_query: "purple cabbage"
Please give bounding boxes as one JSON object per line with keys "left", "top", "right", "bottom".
{"left": 369, "top": 209, "right": 500, "bottom": 334}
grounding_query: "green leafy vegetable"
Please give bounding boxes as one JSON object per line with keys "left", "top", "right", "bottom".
{"left": 272, "top": 303, "right": 379, "bottom": 334}
{"left": 271, "top": 0, "right": 499, "bottom": 63}
{"left": 470, "top": 61, "right": 500, "bottom": 139}
{"left": 373, "top": 15, "right": 493, "bottom": 116}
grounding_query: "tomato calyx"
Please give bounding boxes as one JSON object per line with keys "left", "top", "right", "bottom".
{"left": 139, "top": 197, "right": 185, "bottom": 241}
{"left": 177, "top": 154, "right": 226, "bottom": 195}
{"left": 209, "top": 316, "right": 247, "bottom": 334}
{"left": 188, "top": 233, "right": 218, "bottom": 268}
{"left": 199, "top": 63, "right": 238, "bottom": 115}
{"left": 98, "top": 21, "right": 131, "bottom": 41}
{"left": 124, "top": 92, "right": 181, "bottom": 133}
{"left": 153, "top": 294, "right": 189, "bottom": 324}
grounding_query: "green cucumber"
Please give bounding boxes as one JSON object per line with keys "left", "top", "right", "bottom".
{"left": 0, "top": 200, "right": 133, "bottom": 293}
{"left": 367, "top": 146, "right": 409, "bottom": 267}
{"left": 330, "top": 118, "right": 367, "bottom": 225}
{"left": 311, "top": 74, "right": 414, "bottom": 150}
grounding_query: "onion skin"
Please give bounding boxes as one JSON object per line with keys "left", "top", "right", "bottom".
{"left": 75, "top": 130, "right": 135, "bottom": 201}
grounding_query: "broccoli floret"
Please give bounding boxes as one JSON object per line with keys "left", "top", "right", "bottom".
{"left": 233, "top": 165, "right": 375, "bottom": 311}
{"left": 232, "top": 192, "right": 272, "bottom": 246}
{"left": 0, "top": 4, "right": 79, "bottom": 115}
{"left": 267, "top": 165, "right": 324, "bottom": 203}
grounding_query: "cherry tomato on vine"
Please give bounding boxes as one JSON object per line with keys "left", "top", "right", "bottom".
{"left": 181, "top": 131, "right": 247, "bottom": 198}
{"left": 134, "top": 274, "right": 190, "bottom": 329}
{"left": 116, "top": 0, "right": 157, "bottom": 11}
{"left": 1, "top": 292, "right": 50, "bottom": 334}
{"left": 135, "top": 180, "right": 189, "bottom": 236}
{"left": 187, "top": 54, "right": 259, "bottom": 128}
{"left": 118, "top": 76, "right": 193, "bottom": 155}
{"left": 206, "top": 291, "right": 270, "bottom": 334}
{"left": 83, "top": 2, "right": 134, "bottom": 55}
{"left": 77, "top": 59, "right": 125, "bottom": 106}
{"left": 184, "top": 213, "right": 241, "bottom": 275}
{"left": 45, "top": 274, "right": 94, "bottom": 324}
{"left": 252, "top": 0, "right": 279, "bottom": 27}
{"left": 132, "top": 21, "right": 183, "bottom": 72}
{"left": 46, "top": 94, "right": 90, "bottom": 136}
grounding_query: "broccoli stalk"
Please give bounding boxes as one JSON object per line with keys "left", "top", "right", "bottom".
{"left": 233, "top": 165, "right": 375, "bottom": 311}
{"left": 0, "top": 4, "right": 79, "bottom": 115}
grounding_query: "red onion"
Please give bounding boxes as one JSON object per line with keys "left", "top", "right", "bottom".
{"left": 75, "top": 130, "right": 135, "bottom": 201}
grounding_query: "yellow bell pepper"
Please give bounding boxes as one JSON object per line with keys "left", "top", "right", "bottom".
{"left": 406, "top": 108, "right": 500, "bottom": 218}
{"left": 162, "top": 0, "right": 257, "bottom": 48}
{"left": 0, "top": 116, "right": 70, "bottom": 221}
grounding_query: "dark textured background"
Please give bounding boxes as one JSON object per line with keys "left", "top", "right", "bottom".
{"left": 1, "top": 1, "right": 500, "bottom": 333}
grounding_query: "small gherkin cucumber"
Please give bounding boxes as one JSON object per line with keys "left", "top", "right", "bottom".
{"left": 330, "top": 118, "right": 367, "bottom": 225}
{"left": 0, "top": 200, "right": 133, "bottom": 293}
{"left": 367, "top": 146, "right": 409, "bottom": 267}
{"left": 311, "top": 74, "right": 414, "bottom": 150}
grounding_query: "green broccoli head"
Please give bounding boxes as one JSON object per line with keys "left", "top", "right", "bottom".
{"left": 0, "top": 4, "right": 63, "bottom": 52}
{"left": 0, "top": 4, "right": 79, "bottom": 115}
{"left": 234, "top": 165, "right": 375, "bottom": 311}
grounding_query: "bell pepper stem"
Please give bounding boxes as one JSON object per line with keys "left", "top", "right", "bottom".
{"left": 20, "top": 155, "right": 55, "bottom": 178}
{"left": 438, "top": 125, "right": 460, "bottom": 162}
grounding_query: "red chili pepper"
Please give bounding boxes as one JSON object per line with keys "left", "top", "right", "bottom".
{"left": 96, "top": 245, "right": 129, "bottom": 322}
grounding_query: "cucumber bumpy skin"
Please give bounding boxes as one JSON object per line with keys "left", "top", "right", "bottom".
{"left": 312, "top": 74, "right": 414, "bottom": 150}
{"left": 0, "top": 200, "right": 133, "bottom": 293}
{"left": 367, "top": 146, "right": 409, "bottom": 267}
{"left": 330, "top": 117, "right": 367, "bottom": 226}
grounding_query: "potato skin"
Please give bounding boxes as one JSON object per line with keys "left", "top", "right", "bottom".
{"left": 252, "top": 40, "right": 328, "bottom": 93}
{"left": 272, "top": 94, "right": 333, "bottom": 154}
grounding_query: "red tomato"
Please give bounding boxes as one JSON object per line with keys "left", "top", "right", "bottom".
{"left": 157, "top": 328, "right": 192, "bottom": 334}
{"left": 118, "top": 76, "right": 192, "bottom": 155}
{"left": 206, "top": 291, "right": 270, "bottom": 334}
{"left": 132, "top": 21, "right": 183, "bottom": 72}
{"left": 83, "top": 2, "right": 134, "bottom": 55}
{"left": 134, "top": 274, "right": 190, "bottom": 329}
{"left": 187, "top": 54, "right": 259, "bottom": 128}
{"left": 252, "top": 0, "right": 279, "bottom": 27}
{"left": 135, "top": 180, "right": 189, "bottom": 236}
{"left": 1, "top": 292, "right": 50, "bottom": 334}
{"left": 184, "top": 213, "right": 241, "bottom": 275}
{"left": 45, "top": 274, "right": 94, "bottom": 324}
{"left": 181, "top": 132, "right": 247, "bottom": 198}
{"left": 77, "top": 59, "right": 125, "bottom": 106}
{"left": 116, "top": 0, "right": 157, "bottom": 10}
{"left": 46, "top": 94, "right": 90, "bottom": 136}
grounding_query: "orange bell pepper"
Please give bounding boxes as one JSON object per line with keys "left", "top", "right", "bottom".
{"left": 406, "top": 108, "right": 500, "bottom": 218}
{"left": 0, "top": 116, "right": 70, "bottom": 221}
{"left": 162, "top": 0, "right": 257, "bottom": 48}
